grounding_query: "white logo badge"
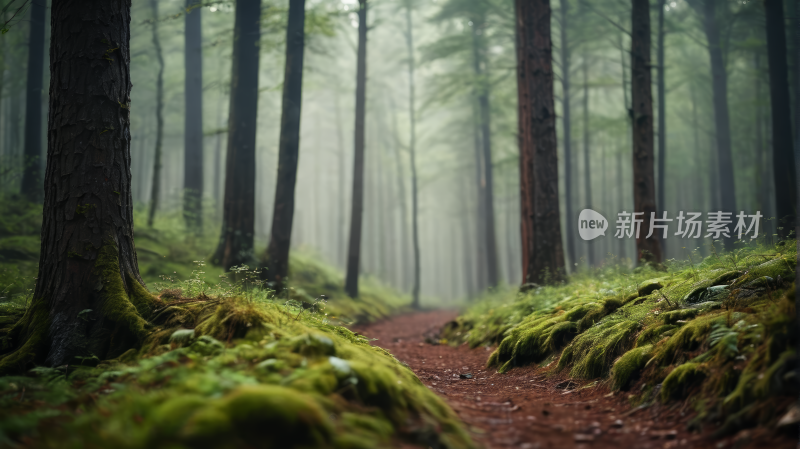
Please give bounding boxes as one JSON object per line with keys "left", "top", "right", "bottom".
{"left": 579, "top": 209, "right": 608, "bottom": 241}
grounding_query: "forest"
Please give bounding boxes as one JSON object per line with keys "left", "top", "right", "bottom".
{"left": 0, "top": 0, "right": 797, "bottom": 447}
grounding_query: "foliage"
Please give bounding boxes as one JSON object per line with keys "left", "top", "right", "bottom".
{"left": 444, "top": 241, "right": 798, "bottom": 432}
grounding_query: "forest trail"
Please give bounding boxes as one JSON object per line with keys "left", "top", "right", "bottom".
{"left": 352, "top": 310, "right": 795, "bottom": 449}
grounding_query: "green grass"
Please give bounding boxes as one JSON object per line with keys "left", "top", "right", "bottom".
{"left": 444, "top": 240, "right": 798, "bottom": 433}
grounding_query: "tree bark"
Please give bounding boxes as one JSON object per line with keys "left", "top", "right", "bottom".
{"left": 559, "top": 0, "right": 576, "bottom": 270}
{"left": 0, "top": 0, "right": 158, "bottom": 373}
{"left": 404, "top": 0, "right": 421, "bottom": 308}
{"left": 20, "top": 0, "right": 46, "bottom": 200}
{"left": 764, "top": 0, "right": 796, "bottom": 238}
{"left": 631, "top": 0, "right": 662, "bottom": 264}
{"left": 146, "top": 0, "right": 164, "bottom": 228}
{"left": 212, "top": 0, "right": 261, "bottom": 270}
{"left": 183, "top": 0, "right": 204, "bottom": 232}
{"left": 516, "top": 0, "right": 565, "bottom": 285}
{"left": 696, "top": 0, "right": 736, "bottom": 248}
{"left": 264, "top": 0, "right": 306, "bottom": 289}
{"left": 344, "top": 0, "right": 368, "bottom": 298}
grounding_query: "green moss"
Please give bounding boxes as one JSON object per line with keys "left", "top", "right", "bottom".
{"left": 94, "top": 241, "right": 154, "bottom": 342}
{"left": 661, "top": 363, "right": 706, "bottom": 401}
{"left": 635, "top": 324, "right": 678, "bottom": 347}
{"left": 560, "top": 318, "right": 640, "bottom": 379}
{"left": 611, "top": 344, "right": 653, "bottom": 390}
{"left": 0, "top": 298, "right": 49, "bottom": 375}
{"left": 661, "top": 308, "right": 700, "bottom": 325}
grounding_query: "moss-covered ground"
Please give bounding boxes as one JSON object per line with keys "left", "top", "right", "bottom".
{"left": 0, "top": 198, "right": 475, "bottom": 448}
{"left": 443, "top": 241, "right": 798, "bottom": 435}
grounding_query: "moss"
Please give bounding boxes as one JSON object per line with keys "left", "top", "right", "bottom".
{"left": 0, "top": 298, "right": 49, "bottom": 375}
{"left": 635, "top": 324, "right": 678, "bottom": 347}
{"left": 94, "top": 241, "right": 155, "bottom": 342}
{"left": 611, "top": 344, "right": 652, "bottom": 390}
{"left": 652, "top": 313, "right": 722, "bottom": 366}
{"left": 560, "top": 318, "right": 640, "bottom": 379}
{"left": 661, "top": 363, "right": 706, "bottom": 401}
{"left": 661, "top": 308, "right": 700, "bottom": 325}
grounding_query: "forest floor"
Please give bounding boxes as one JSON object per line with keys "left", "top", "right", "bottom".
{"left": 353, "top": 310, "right": 797, "bottom": 449}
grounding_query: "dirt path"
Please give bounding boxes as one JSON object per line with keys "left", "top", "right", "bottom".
{"left": 353, "top": 310, "right": 795, "bottom": 449}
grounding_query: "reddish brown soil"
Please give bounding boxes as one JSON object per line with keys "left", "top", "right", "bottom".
{"left": 352, "top": 310, "right": 797, "bottom": 449}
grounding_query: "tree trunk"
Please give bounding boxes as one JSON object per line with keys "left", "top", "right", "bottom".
{"left": 344, "top": 0, "right": 368, "bottom": 298}
{"left": 472, "top": 103, "right": 487, "bottom": 291}
{"left": 631, "top": 0, "right": 662, "bottom": 264}
{"left": 20, "top": 0, "right": 46, "bottom": 200}
{"left": 146, "top": 0, "right": 164, "bottom": 228}
{"left": 471, "top": 17, "right": 500, "bottom": 288}
{"left": 212, "top": 0, "right": 261, "bottom": 270}
{"left": 582, "top": 57, "right": 593, "bottom": 267}
{"left": 0, "top": 0, "right": 158, "bottom": 374}
{"left": 656, "top": 0, "right": 666, "bottom": 223}
{"left": 516, "top": 0, "right": 565, "bottom": 285}
{"left": 265, "top": 0, "right": 305, "bottom": 289}
{"left": 183, "top": 0, "right": 204, "bottom": 232}
{"left": 404, "top": 1, "right": 421, "bottom": 308}
{"left": 697, "top": 0, "right": 736, "bottom": 248}
{"left": 764, "top": 0, "right": 796, "bottom": 237}
{"left": 559, "top": 0, "right": 576, "bottom": 270}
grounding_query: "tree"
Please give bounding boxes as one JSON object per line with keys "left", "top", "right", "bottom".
{"left": 344, "top": 0, "right": 368, "bottom": 298}
{"left": 184, "top": 0, "right": 204, "bottom": 232}
{"left": 0, "top": 0, "right": 158, "bottom": 373}
{"left": 471, "top": 10, "right": 500, "bottom": 288}
{"left": 656, "top": 0, "right": 666, "bottom": 221}
{"left": 20, "top": 0, "right": 45, "bottom": 201}
{"left": 265, "top": 0, "right": 306, "bottom": 289}
{"left": 692, "top": 0, "right": 735, "bottom": 248}
{"left": 581, "top": 56, "right": 593, "bottom": 266}
{"left": 147, "top": 0, "right": 165, "bottom": 228}
{"left": 516, "top": 0, "right": 565, "bottom": 285}
{"left": 558, "top": 0, "right": 576, "bottom": 269}
{"left": 763, "top": 0, "right": 796, "bottom": 237}
{"left": 403, "top": 0, "right": 421, "bottom": 308}
{"left": 630, "top": 0, "right": 662, "bottom": 264}
{"left": 213, "top": 0, "right": 261, "bottom": 270}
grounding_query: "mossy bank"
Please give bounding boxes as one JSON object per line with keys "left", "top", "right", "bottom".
{"left": 443, "top": 241, "right": 798, "bottom": 435}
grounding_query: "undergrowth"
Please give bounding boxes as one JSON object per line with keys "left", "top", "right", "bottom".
{"left": 444, "top": 240, "right": 798, "bottom": 435}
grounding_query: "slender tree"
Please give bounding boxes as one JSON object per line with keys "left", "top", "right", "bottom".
{"left": 471, "top": 13, "right": 500, "bottom": 288}
{"left": 764, "top": 0, "right": 796, "bottom": 237}
{"left": 656, "top": 0, "right": 666, "bottom": 222}
{"left": 692, "top": 0, "right": 735, "bottom": 248}
{"left": 265, "top": 0, "right": 306, "bottom": 289}
{"left": 183, "top": 0, "right": 204, "bottom": 232}
{"left": 213, "top": 0, "right": 261, "bottom": 269}
{"left": 147, "top": 0, "right": 165, "bottom": 228}
{"left": 582, "top": 57, "right": 593, "bottom": 266}
{"left": 516, "top": 0, "right": 565, "bottom": 285}
{"left": 344, "top": 0, "right": 368, "bottom": 298}
{"left": 630, "top": 0, "right": 661, "bottom": 264}
{"left": 559, "top": 0, "right": 576, "bottom": 269}
{"left": 20, "top": 0, "right": 46, "bottom": 200}
{"left": 403, "top": 0, "right": 421, "bottom": 308}
{"left": 0, "top": 0, "right": 157, "bottom": 373}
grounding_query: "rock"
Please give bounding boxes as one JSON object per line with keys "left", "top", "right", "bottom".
{"left": 638, "top": 279, "right": 665, "bottom": 297}
{"left": 611, "top": 419, "right": 624, "bottom": 428}
{"left": 777, "top": 403, "right": 800, "bottom": 428}
{"left": 459, "top": 373, "right": 473, "bottom": 379}
{"left": 574, "top": 434, "right": 594, "bottom": 442}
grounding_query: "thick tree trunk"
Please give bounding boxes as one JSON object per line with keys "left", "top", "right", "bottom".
{"left": 146, "top": 0, "right": 164, "bottom": 228}
{"left": 516, "top": 0, "right": 565, "bottom": 285}
{"left": 265, "top": 0, "right": 306, "bottom": 289}
{"left": 183, "top": 0, "right": 204, "bottom": 232}
{"left": 404, "top": 1, "right": 421, "bottom": 308}
{"left": 559, "top": 0, "right": 576, "bottom": 270}
{"left": 0, "top": 0, "right": 158, "bottom": 374}
{"left": 344, "top": 0, "right": 367, "bottom": 298}
{"left": 582, "top": 57, "right": 593, "bottom": 267}
{"left": 697, "top": 0, "right": 736, "bottom": 248}
{"left": 212, "top": 0, "right": 261, "bottom": 270}
{"left": 764, "top": 0, "right": 797, "bottom": 237}
{"left": 471, "top": 17, "right": 500, "bottom": 288}
{"left": 20, "top": 0, "right": 46, "bottom": 200}
{"left": 631, "top": 0, "right": 662, "bottom": 264}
